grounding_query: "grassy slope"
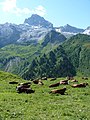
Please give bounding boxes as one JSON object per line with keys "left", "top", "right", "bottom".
{"left": 0, "top": 71, "right": 90, "bottom": 120}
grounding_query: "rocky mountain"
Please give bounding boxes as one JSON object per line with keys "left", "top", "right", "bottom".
{"left": 0, "top": 23, "right": 20, "bottom": 47}
{"left": 17, "top": 25, "right": 51, "bottom": 44}
{"left": 0, "top": 14, "right": 54, "bottom": 47}
{"left": 24, "top": 14, "right": 53, "bottom": 28}
{"left": 0, "top": 14, "right": 90, "bottom": 47}
{"left": 55, "top": 24, "right": 84, "bottom": 38}
{"left": 0, "top": 14, "right": 90, "bottom": 79}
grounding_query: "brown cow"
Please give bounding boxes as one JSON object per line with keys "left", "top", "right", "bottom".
{"left": 60, "top": 80, "right": 69, "bottom": 85}
{"left": 71, "top": 83, "right": 88, "bottom": 88}
{"left": 49, "top": 82, "right": 60, "bottom": 87}
{"left": 49, "top": 87, "right": 66, "bottom": 95}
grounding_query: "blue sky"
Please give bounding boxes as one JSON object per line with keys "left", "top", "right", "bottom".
{"left": 0, "top": 0, "right": 90, "bottom": 29}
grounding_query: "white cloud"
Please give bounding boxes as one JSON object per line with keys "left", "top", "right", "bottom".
{"left": 1, "top": 0, "right": 16, "bottom": 12}
{"left": 0, "top": 0, "right": 46, "bottom": 16}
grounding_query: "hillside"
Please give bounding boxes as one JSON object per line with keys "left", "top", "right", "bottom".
{"left": 0, "top": 71, "right": 90, "bottom": 119}
{"left": 21, "top": 34, "right": 90, "bottom": 79}
{"left": 62, "top": 34, "right": 90, "bottom": 76}
{"left": 0, "top": 30, "right": 66, "bottom": 75}
{"left": 21, "top": 45, "right": 76, "bottom": 80}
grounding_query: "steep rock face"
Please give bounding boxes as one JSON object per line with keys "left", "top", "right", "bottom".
{"left": 24, "top": 14, "right": 53, "bottom": 28}
{"left": 0, "top": 14, "right": 54, "bottom": 47}
{"left": 17, "top": 27, "right": 51, "bottom": 43}
{"left": 0, "top": 23, "right": 20, "bottom": 47}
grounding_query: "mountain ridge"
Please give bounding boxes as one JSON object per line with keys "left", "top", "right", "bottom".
{"left": 0, "top": 14, "right": 90, "bottom": 78}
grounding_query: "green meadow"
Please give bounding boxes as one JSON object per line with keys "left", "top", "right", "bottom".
{"left": 0, "top": 71, "right": 90, "bottom": 120}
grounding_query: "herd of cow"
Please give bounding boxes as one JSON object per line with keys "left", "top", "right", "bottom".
{"left": 9, "top": 76, "right": 89, "bottom": 95}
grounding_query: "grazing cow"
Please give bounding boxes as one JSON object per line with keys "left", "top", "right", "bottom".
{"left": 60, "top": 80, "right": 69, "bottom": 85}
{"left": 9, "top": 81, "right": 18, "bottom": 84}
{"left": 71, "top": 83, "right": 88, "bottom": 88}
{"left": 50, "top": 78, "right": 57, "bottom": 81}
{"left": 49, "top": 87, "right": 66, "bottom": 95}
{"left": 41, "top": 77, "right": 47, "bottom": 80}
{"left": 16, "top": 83, "right": 31, "bottom": 92}
{"left": 17, "top": 87, "right": 35, "bottom": 93}
{"left": 49, "top": 82, "right": 60, "bottom": 87}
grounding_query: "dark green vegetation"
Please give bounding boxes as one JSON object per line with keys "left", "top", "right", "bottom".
{"left": 62, "top": 34, "right": 90, "bottom": 77}
{"left": 0, "top": 32, "right": 90, "bottom": 79}
{"left": 22, "top": 45, "right": 76, "bottom": 80}
{"left": 22, "top": 34, "right": 90, "bottom": 80}
{"left": 0, "top": 71, "right": 90, "bottom": 120}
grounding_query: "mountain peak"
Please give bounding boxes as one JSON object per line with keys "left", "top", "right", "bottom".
{"left": 24, "top": 14, "right": 53, "bottom": 28}
{"left": 59, "top": 24, "right": 84, "bottom": 33}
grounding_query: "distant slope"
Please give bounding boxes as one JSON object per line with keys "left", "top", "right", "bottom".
{"left": 62, "top": 34, "right": 90, "bottom": 76}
